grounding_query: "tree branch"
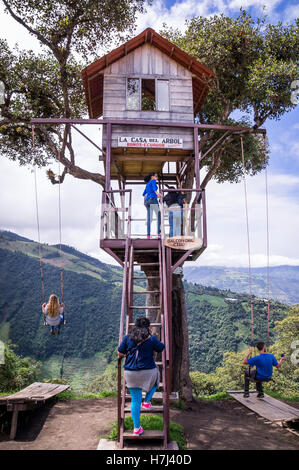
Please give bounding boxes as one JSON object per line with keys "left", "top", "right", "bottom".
{"left": 39, "top": 124, "right": 105, "bottom": 187}
{"left": 2, "top": 1, "right": 56, "bottom": 54}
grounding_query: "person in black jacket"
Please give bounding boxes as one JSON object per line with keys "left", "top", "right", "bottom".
{"left": 163, "top": 187, "right": 186, "bottom": 237}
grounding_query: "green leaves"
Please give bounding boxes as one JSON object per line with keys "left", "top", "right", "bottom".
{"left": 2, "top": 0, "right": 148, "bottom": 59}
{"left": 0, "top": 341, "right": 40, "bottom": 393}
{"left": 0, "top": 0, "right": 149, "bottom": 174}
{"left": 161, "top": 10, "right": 299, "bottom": 185}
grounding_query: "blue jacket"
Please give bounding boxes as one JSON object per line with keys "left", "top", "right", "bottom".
{"left": 143, "top": 179, "right": 158, "bottom": 200}
{"left": 248, "top": 353, "right": 278, "bottom": 380}
{"left": 118, "top": 334, "right": 165, "bottom": 371}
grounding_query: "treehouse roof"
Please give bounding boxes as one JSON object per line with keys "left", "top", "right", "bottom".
{"left": 82, "top": 27, "right": 215, "bottom": 119}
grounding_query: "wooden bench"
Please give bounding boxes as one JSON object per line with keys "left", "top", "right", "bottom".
{"left": 0, "top": 382, "right": 70, "bottom": 439}
{"left": 227, "top": 390, "right": 299, "bottom": 425}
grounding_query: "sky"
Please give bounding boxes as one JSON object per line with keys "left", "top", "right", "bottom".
{"left": 0, "top": 0, "right": 298, "bottom": 269}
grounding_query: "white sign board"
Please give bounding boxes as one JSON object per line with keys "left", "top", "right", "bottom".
{"left": 164, "top": 236, "right": 203, "bottom": 251}
{"left": 118, "top": 136, "right": 183, "bottom": 149}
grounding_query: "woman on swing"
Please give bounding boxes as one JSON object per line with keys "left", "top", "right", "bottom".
{"left": 42, "top": 294, "right": 65, "bottom": 336}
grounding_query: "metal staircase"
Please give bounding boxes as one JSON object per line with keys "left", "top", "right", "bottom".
{"left": 117, "top": 240, "right": 171, "bottom": 449}
{"left": 100, "top": 187, "right": 206, "bottom": 449}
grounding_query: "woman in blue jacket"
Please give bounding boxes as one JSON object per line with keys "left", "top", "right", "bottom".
{"left": 143, "top": 173, "right": 162, "bottom": 239}
{"left": 118, "top": 317, "right": 165, "bottom": 436}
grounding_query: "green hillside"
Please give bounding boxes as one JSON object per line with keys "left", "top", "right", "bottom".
{"left": 184, "top": 265, "right": 299, "bottom": 305}
{"left": 185, "top": 283, "right": 287, "bottom": 373}
{"left": 0, "top": 231, "right": 288, "bottom": 388}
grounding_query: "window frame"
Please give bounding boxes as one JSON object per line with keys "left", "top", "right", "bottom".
{"left": 126, "top": 76, "right": 170, "bottom": 112}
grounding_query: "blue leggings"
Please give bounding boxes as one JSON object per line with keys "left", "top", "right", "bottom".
{"left": 128, "top": 385, "right": 157, "bottom": 428}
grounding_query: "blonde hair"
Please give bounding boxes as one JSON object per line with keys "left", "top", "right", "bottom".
{"left": 47, "top": 294, "right": 60, "bottom": 318}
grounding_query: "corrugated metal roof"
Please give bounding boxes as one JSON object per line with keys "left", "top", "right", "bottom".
{"left": 81, "top": 27, "right": 215, "bottom": 118}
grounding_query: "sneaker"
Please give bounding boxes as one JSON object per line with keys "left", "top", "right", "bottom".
{"left": 141, "top": 402, "right": 152, "bottom": 410}
{"left": 147, "top": 235, "right": 151, "bottom": 239}
{"left": 133, "top": 426, "right": 144, "bottom": 436}
{"left": 257, "top": 393, "right": 264, "bottom": 399}
{"left": 243, "top": 392, "right": 249, "bottom": 398}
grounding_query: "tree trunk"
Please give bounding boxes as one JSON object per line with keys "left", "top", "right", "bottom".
{"left": 171, "top": 272, "right": 193, "bottom": 405}
{"left": 144, "top": 266, "right": 193, "bottom": 406}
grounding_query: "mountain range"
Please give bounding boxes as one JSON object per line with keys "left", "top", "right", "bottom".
{"left": 183, "top": 265, "right": 299, "bottom": 305}
{"left": 0, "top": 230, "right": 290, "bottom": 386}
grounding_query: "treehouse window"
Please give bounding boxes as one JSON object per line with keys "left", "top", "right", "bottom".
{"left": 157, "top": 79, "right": 169, "bottom": 111}
{"left": 127, "top": 78, "right": 140, "bottom": 110}
{"left": 142, "top": 79, "right": 156, "bottom": 111}
{"left": 127, "top": 78, "right": 169, "bottom": 111}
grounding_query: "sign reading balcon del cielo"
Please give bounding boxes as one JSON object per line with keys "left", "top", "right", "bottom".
{"left": 118, "top": 136, "right": 183, "bottom": 149}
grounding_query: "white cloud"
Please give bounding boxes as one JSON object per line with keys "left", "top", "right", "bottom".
{"left": 227, "top": 0, "right": 282, "bottom": 13}
{"left": 135, "top": 0, "right": 229, "bottom": 34}
{"left": 0, "top": 0, "right": 298, "bottom": 270}
{"left": 283, "top": 3, "right": 299, "bottom": 22}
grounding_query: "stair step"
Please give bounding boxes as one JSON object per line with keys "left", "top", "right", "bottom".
{"left": 133, "top": 291, "right": 160, "bottom": 294}
{"left": 133, "top": 276, "right": 160, "bottom": 280}
{"left": 124, "top": 405, "right": 163, "bottom": 413}
{"left": 130, "top": 306, "right": 160, "bottom": 309}
{"left": 133, "top": 250, "right": 159, "bottom": 253}
{"left": 134, "top": 262, "right": 160, "bottom": 266}
{"left": 123, "top": 430, "right": 164, "bottom": 440}
{"left": 125, "top": 392, "right": 178, "bottom": 403}
{"left": 129, "top": 322, "right": 161, "bottom": 327}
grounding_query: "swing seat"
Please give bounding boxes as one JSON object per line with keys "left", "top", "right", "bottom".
{"left": 43, "top": 317, "right": 66, "bottom": 327}
{"left": 245, "top": 368, "right": 272, "bottom": 384}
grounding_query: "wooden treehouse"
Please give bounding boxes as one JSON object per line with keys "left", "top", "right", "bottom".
{"left": 31, "top": 28, "right": 266, "bottom": 450}
{"left": 82, "top": 28, "right": 215, "bottom": 449}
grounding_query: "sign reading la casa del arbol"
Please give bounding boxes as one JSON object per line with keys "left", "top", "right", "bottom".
{"left": 118, "top": 136, "right": 183, "bottom": 149}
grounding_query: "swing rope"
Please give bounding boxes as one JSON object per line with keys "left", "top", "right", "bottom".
{"left": 32, "top": 125, "right": 46, "bottom": 305}
{"left": 264, "top": 136, "right": 271, "bottom": 347}
{"left": 32, "top": 124, "right": 64, "bottom": 323}
{"left": 58, "top": 147, "right": 64, "bottom": 306}
{"left": 240, "top": 136, "right": 254, "bottom": 346}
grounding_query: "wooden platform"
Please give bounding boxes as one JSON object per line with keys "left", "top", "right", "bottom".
{"left": 227, "top": 390, "right": 299, "bottom": 424}
{"left": 97, "top": 438, "right": 179, "bottom": 450}
{"left": 0, "top": 382, "right": 70, "bottom": 440}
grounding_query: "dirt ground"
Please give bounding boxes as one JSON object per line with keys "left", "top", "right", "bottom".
{"left": 0, "top": 397, "right": 298, "bottom": 451}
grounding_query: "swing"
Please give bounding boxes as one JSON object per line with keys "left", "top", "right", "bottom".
{"left": 32, "top": 125, "right": 66, "bottom": 329}
{"left": 240, "top": 135, "right": 271, "bottom": 349}
{"left": 240, "top": 135, "right": 272, "bottom": 393}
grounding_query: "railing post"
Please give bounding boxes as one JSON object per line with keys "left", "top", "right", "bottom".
{"left": 105, "top": 122, "right": 111, "bottom": 192}
{"left": 194, "top": 127, "right": 200, "bottom": 190}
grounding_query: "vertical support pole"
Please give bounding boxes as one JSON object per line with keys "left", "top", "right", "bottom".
{"left": 202, "top": 189, "right": 207, "bottom": 248}
{"left": 194, "top": 127, "right": 200, "bottom": 191}
{"left": 105, "top": 122, "right": 111, "bottom": 191}
{"left": 166, "top": 247, "right": 172, "bottom": 393}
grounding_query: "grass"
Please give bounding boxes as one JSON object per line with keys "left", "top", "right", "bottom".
{"left": 171, "top": 398, "right": 185, "bottom": 410}
{"left": 197, "top": 392, "right": 232, "bottom": 401}
{"left": 264, "top": 389, "right": 299, "bottom": 402}
{"left": 107, "top": 415, "right": 187, "bottom": 450}
{"left": 40, "top": 354, "right": 107, "bottom": 393}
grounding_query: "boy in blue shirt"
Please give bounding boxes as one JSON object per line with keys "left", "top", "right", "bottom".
{"left": 243, "top": 341, "right": 285, "bottom": 398}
